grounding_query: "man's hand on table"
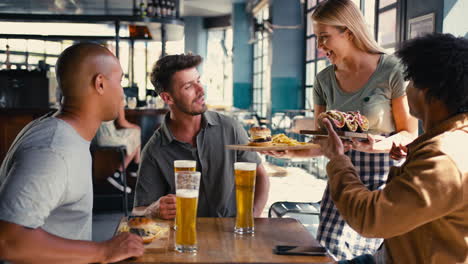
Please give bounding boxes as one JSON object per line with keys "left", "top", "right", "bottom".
{"left": 100, "top": 232, "right": 144, "bottom": 263}
{"left": 314, "top": 118, "right": 345, "bottom": 160}
{"left": 145, "top": 194, "right": 176, "bottom": 220}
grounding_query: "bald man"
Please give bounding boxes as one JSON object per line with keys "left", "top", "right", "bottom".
{"left": 0, "top": 43, "right": 144, "bottom": 263}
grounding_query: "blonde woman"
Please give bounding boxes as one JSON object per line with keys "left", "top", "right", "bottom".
{"left": 266, "top": 0, "right": 417, "bottom": 260}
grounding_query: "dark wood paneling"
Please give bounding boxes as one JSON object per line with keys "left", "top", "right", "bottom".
{"left": 0, "top": 108, "right": 53, "bottom": 163}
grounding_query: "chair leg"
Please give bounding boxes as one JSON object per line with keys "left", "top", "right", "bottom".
{"left": 119, "top": 149, "right": 128, "bottom": 216}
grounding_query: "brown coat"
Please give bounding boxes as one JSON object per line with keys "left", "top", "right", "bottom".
{"left": 327, "top": 113, "right": 468, "bottom": 263}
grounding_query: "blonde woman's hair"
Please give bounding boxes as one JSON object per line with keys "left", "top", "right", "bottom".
{"left": 311, "top": 0, "right": 385, "bottom": 54}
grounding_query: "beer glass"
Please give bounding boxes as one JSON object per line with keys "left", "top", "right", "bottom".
{"left": 175, "top": 171, "right": 201, "bottom": 253}
{"left": 234, "top": 162, "right": 257, "bottom": 234}
{"left": 174, "top": 160, "right": 196, "bottom": 172}
{"left": 173, "top": 160, "right": 196, "bottom": 230}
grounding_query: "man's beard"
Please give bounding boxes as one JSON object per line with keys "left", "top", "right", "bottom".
{"left": 174, "top": 97, "right": 207, "bottom": 116}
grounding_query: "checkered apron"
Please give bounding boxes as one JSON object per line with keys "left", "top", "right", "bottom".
{"left": 317, "top": 149, "right": 399, "bottom": 260}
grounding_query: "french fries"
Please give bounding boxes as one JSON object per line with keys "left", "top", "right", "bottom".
{"left": 271, "top": 133, "right": 307, "bottom": 146}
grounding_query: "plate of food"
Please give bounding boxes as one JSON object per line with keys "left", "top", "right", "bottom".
{"left": 226, "top": 126, "right": 320, "bottom": 151}
{"left": 115, "top": 216, "right": 170, "bottom": 251}
{"left": 301, "top": 110, "right": 383, "bottom": 140}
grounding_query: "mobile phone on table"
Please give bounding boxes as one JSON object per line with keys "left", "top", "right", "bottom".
{"left": 273, "top": 245, "right": 328, "bottom": 256}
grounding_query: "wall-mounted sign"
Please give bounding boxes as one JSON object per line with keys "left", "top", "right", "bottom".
{"left": 408, "top": 13, "right": 435, "bottom": 39}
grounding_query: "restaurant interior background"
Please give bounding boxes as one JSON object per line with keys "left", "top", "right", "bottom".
{"left": 0, "top": 0, "right": 467, "bottom": 241}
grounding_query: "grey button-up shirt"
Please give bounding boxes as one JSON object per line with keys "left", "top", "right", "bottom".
{"left": 134, "top": 111, "right": 261, "bottom": 217}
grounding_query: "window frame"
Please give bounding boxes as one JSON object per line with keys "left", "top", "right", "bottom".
{"left": 252, "top": 5, "right": 271, "bottom": 118}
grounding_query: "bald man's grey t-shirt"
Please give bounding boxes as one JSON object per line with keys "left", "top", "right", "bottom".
{"left": 134, "top": 111, "right": 261, "bottom": 217}
{"left": 0, "top": 115, "right": 93, "bottom": 240}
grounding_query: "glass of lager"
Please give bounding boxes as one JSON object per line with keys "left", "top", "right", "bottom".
{"left": 174, "top": 160, "right": 196, "bottom": 172}
{"left": 234, "top": 162, "right": 257, "bottom": 234}
{"left": 173, "top": 160, "right": 196, "bottom": 230}
{"left": 175, "top": 171, "right": 201, "bottom": 253}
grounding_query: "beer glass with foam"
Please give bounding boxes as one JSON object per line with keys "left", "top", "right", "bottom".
{"left": 173, "top": 160, "right": 196, "bottom": 230}
{"left": 174, "top": 160, "right": 196, "bottom": 172}
{"left": 234, "top": 162, "right": 256, "bottom": 234}
{"left": 175, "top": 171, "right": 201, "bottom": 253}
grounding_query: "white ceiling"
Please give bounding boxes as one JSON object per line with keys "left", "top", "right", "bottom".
{"left": 0, "top": 0, "right": 246, "bottom": 18}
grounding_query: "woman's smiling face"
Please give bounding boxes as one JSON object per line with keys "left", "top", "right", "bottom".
{"left": 313, "top": 23, "right": 354, "bottom": 65}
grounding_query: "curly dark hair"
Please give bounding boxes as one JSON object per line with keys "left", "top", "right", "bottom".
{"left": 396, "top": 33, "right": 468, "bottom": 114}
{"left": 150, "top": 53, "right": 202, "bottom": 95}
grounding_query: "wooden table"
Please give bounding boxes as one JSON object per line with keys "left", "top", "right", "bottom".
{"left": 120, "top": 217, "right": 334, "bottom": 264}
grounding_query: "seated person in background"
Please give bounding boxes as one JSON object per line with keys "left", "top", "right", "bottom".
{"left": 316, "top": 33, "right": 468, "bottom": 263}
{"left": 95, "top": 99, "right": 141, "bottom": 193}
{"left": 134, "top": 53, "right": 270, "bottom": 219}
{"left": 0, "top": 43, "right": 144, "bottom": 263}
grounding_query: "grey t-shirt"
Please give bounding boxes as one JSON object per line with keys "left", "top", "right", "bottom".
{"left": 313, "top": 54, "right": 406, "bottom": 134}
{"left": 134, "top": 111, "right": 261, "bottom": 217}
{"left": 0, "top": 115, "right": 93, "bottom": 240}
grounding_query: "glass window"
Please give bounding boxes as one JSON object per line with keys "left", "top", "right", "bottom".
{"left": 306, "top": 15, "right": 314, "bottom": 36}
{"left": 385, "top": 47, "right": 395, "bottom": 54}
{"left": 305, "top": 86, "right": 314, "bottom": 109}
{"left": 8, "top": 39, "right": 27, "bottom": 53}
{"left": 27, "top": 40, "right": 46, "bottom": 54}
{"left": 251, "top": 4, "right": 271, "bottom": 118}
{"left": 45, "top": 56, "right": 57, "bottom": 66}
{"left": 146, "top": 41, "right": 162, "bottom": 91}
{"left": 380, "top": 0, "right": 397, "bottom": 9}
{"left": 263, "top": 54, "right": 268, "bottom": 72}
{"left": 62, "top": 40, "right": 74, "bottom": 50}
{"left": 28, "top": 55, "right": 43, "bottom": 66}
{"left": 351, "top": 0, "right": 360, "bottom": 9}
{"left": 307, "top": 0, "right": 317, "bottom": 10}
{"left": 263, "top": 38, "right": 269, "bottom": 55}
{"left": 378, "top": 8, "right": 396, "bottom": 47}
{"left": 45, "top": 41, "right": 62, "bottom": 55}
{"left": 134, "top": 41, "right": 147, "bottom": 99}
{"left": 9, "top": 54, "right": 25, "bottom": 64}
{"left": 118, "top": 41, "right": 130, "bottom": 87}
{"left": 166, "top": 39, "right": 184, "bottom": 55}
{"left": 364, "top": 0, "right": 376, "bottom": 39}
{"left": 306, "top": 63, "right": 315, "bottom": 86}
{"left": 306, "top": 37, "right": 316, "bottom": 61}
{"left": 204, "top": 28, "right": 233, "bottom": 107}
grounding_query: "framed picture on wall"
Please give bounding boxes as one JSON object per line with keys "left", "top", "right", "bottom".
{"left": 407, "top": 13, "right": 435, "bottom": 39}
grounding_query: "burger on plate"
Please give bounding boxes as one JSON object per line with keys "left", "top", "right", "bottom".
{"left": 248, "top": 126, "right": 272, "bottom": 146}
{"left": 127, "top": 216, "right": 166, "bottom": 244}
